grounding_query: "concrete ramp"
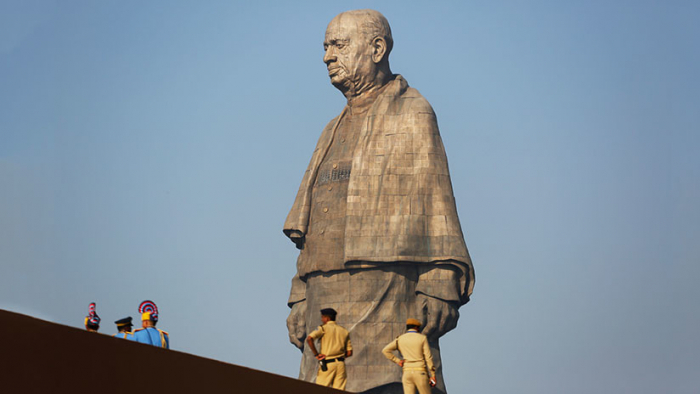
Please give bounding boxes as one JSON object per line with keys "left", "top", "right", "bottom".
{"left": 0, "top": 309, "right": 339, "bottom": 393}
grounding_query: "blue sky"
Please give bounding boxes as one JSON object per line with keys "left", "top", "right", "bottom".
{"left": 1, "top": 1, "right": 699, "bottom": 393}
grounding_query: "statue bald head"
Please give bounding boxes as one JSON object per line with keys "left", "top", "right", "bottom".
{"left": 337, "top": 9, "right": 393, "bottom": 58}
{"left": 323, "top": 9, "right": 394, "bottom": 100}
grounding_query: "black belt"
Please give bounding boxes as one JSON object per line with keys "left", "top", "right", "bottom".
{"left": 323, "top": 357, "right": 345, "bottom": 363}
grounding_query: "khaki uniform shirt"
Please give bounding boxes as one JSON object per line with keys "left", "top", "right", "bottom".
{"left": 382, "top": 330, "right": 435, "bottom": 374}
{"left": 308, "top": 321, "right": 353, "bottom": 360}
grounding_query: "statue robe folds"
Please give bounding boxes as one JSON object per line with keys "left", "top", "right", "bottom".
{"left": 284, "top": 75, "right": 475, "bottom": 393}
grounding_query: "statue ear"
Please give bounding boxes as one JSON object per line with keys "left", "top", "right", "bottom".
{"left": 371, "top": 36, "right": 387, "bottom": 64}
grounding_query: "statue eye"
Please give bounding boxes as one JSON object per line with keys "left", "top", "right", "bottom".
{"left": 336, "top": 43, "right": 345, "bottom": 49}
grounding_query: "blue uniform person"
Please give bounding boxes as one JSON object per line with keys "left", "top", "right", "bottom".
{"left": 113, "top": 316, "right": 136, "bottom": 340}
{"left": 133, "top": 300, "right": 170, "bottom": 348}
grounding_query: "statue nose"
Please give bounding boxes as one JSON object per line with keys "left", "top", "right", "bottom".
{"left": 324, "top": 48, "right": 337, "bottom": 64}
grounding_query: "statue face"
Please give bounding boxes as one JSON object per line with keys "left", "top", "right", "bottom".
{"left": 323, "top": 13, "right": 376, "bottom": 96}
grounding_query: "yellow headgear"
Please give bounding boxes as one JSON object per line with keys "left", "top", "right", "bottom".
{"left": 406, "top": 318, "right": 421, "bottom": 326}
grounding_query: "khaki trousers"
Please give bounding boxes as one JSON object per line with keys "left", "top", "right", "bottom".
{"left": 402, "top": 369, "right": 431, "bottom": 394}
{"left": 316, "top": 359, "right": 347, "bottom": 390}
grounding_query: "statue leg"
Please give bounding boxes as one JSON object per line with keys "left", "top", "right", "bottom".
{"left": 303, "top": 268, "right": 409, "bottom": 390}
{"left": 301, "top": 266, "right": 451, "bottom": 393}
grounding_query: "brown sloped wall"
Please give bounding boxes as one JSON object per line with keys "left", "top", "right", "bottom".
{"left": 0, "top": 309, "right": 340, "bottom": 394}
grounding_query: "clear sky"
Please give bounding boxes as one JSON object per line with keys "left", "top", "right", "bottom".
{"left": 1, "top": 1, "right": 699, "bottom": 393}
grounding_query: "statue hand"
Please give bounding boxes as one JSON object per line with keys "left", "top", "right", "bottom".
{"left": 417, "top": 293, "right": 460, "bottom": 341}
{"left": 286, "top": 300, "right": 307, "bottom": 350}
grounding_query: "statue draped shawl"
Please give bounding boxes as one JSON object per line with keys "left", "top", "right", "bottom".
{"left": 284, "top": 75, "right": 474, "bottom": 303}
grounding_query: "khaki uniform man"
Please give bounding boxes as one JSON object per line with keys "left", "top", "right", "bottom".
{"left": 382, "top": 318, "right": 436, "bottom": 394}
{"left": 306, "top": 308, "right": 353, "bottom": 390}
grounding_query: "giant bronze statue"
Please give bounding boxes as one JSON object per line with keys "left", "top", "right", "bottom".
{"left": 284, "top": 9, "right": 475, "bottom": 394}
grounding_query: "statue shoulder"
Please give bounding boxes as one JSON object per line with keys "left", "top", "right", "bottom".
{"left": 398, "top": 86, "right": 435, "bottom": 116}
{"left": 324, "top": 114, "right": 343, "bottom": 131}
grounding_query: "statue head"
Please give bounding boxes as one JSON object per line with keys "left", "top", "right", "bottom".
{"left": 323, "top": 9, "right": 393, "bottom": 100}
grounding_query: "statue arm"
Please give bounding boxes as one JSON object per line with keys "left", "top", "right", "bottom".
{"left": 416, "top": 265, "right": 463, "bottom": 340}
{"left": 415, "top": 265, "right": 463, "bottom": 302}
{"left": 286, "top": 274, "right": 307, "bottom": 350}
{"left": 283, "top": 115, "right": 340, "bottom": 244}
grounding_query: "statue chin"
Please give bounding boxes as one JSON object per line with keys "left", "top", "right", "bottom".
{"left": 330, "top": 79, "right": 352, "bottom": 94}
